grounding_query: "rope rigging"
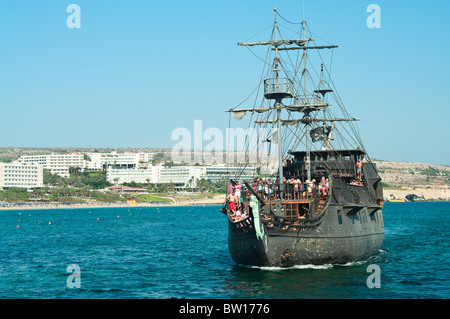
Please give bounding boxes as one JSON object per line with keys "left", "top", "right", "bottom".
{"left": 225, "top": 11, "right": 381, "bottom": 185}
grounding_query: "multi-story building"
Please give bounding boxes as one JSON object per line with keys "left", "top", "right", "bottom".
{"left": 202, "top": 165, "right": 257, "bottom": 183}
{"left": 20, "top": 153, "right": 85, "bottom": 178}
{"left": 106, "top": 164, "right": 257, "bottom": 190}
{"left": 98, "top": 154, "right": 139, "bottom": 168}
{"left": 0, "top": 162, "right": 43, "bottom": 189}
{"left": 138, "top": 152, "right": 154, "bottom": 163}
{"left": 86, "top": 152, "right": 154, "bottom": 170}
{"left": 107, "top": 166, "right": 158, "bottom": 185}
{"left": 157, "top": 166, "right": 204, "bottom": 185}
{"left": 85, "top": 153, "right": 103, "bottom": 170}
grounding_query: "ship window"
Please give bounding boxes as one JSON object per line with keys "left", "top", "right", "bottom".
{"left": 285, "top": 204, "right": 299, "bottom": 219}
{"left": 337, "top": 210, "right": 342, "bottom": 224}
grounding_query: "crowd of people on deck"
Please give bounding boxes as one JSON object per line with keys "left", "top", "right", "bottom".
{"left": 226, "top": 176, "right": 330, "bottom": 222}
{"left": 226, "top": 157, "right": 366, "bottom": 223}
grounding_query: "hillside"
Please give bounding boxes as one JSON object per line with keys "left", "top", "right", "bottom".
{"left": 374, "top": 160, "right": 449, "bottom": 202}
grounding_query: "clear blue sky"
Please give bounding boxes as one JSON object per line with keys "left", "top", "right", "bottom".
{"left": 0, "top": 0, "right": 449, "bottom": 165}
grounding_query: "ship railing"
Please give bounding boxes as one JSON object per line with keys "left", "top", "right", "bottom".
{"left": 264, "top": 78, "right": 294, "bottom": 98}
{"left": 294, "top": 94, "right": 324, "bottom": 105}
{"left": 243, "top": 182, "right": 328, "bottom": 201}
{"left": 225, "top": 198, "right": 251, "bottom": 224}
{"left": 227, "top": 179, "right": 329, "bottom": 225}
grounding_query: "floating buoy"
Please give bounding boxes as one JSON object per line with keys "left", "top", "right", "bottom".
{"left": 96, "top": 218, "right": 100, "bottom": 221}
{"left": 48, "top": 222, "right": 51, "bottom": 225}
{"left": 16, "top": 225, "right": 19, "bottom": 228}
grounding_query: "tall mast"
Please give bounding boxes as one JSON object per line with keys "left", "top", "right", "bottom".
{"left": 229, "top": 6, "right": 344, "bottom": 186}
{"left": 274, "top": 6, "right": 284, "bottom": 198}
{"left": 302, "top": 3, "right": 312, "bottom": 182}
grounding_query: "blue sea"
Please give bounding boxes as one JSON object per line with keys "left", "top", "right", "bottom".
{"left": 0, "top": 202, "right": 448, "bottom": 299}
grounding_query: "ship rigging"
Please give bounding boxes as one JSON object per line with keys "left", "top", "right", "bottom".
{"left": 221, "top": 7, "right": 384, "bottom": 267}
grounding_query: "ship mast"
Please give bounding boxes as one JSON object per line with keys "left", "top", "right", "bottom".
{"left": 274, "top": 7, "right": 284, "bottom": 198}
{"left": 227, "top": 7, "right": 363, "bottom": 184}
{"left": 302, "top": 3, "right": 312, "bottom": 182}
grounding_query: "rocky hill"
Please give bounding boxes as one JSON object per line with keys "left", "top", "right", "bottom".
{"left": 373, "top": 160, "right": 449, "bottom": 202}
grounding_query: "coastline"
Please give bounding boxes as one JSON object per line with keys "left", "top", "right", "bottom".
{"left": 384, "top": 186, "right": 449, "bottom": 202}
{"left": 0, "top": 194, "right": 225, "bottom": 211}
{"left": 1, "top": 192, "right": 448, "bottom": 211}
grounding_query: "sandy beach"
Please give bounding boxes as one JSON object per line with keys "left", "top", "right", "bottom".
{"left": 0, "top": 194, "right": 225, "bottom": 210}
{"left": 384, "top": 186, "right": 449, "bottom": 202}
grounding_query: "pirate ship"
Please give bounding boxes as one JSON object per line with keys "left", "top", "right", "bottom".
{"left": 221, "top": 7, "right": 384, "bottom": 267}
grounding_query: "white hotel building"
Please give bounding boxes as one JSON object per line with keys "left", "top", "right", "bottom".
{"left": 86, "top": 152, "right": 154, "bottom": 170}
{"left": 106, "top": 164, "right": 257, "bottom": 189}
{"left": 20, "top": 154, "right": 85, "bottom": 178}
{"left": 0, "top": 162, "right": 43, "bottom": 189}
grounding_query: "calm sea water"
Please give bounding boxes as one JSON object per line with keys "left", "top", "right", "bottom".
{"left": 0, "top": 202, "right": 448, "bottom": 299}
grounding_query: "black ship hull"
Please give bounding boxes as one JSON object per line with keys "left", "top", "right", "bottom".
{"left": 225, "top": 165, "right": 385, "bottom": 267}
{"left": 228, "top": 203, "right": 384, "bottom": 267}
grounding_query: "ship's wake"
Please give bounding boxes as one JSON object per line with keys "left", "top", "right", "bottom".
{"left": 236, "top": 250, "right": 388, "bottom": 271}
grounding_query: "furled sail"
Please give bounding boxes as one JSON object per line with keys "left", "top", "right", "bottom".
{"left": 285, "top": 103, "right": 329, "bottom": 112}
{"left": 238, "top": 39, "right": 313, "bottom": 47}
{"left": 231, "top": 111, "right": 246, "bottom": 120}
{"left": 226, "top": 107, "right": 273, "bottom": 120}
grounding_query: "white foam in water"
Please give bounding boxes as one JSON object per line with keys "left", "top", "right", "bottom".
{"left": 247, "top": 264, "right": 334, "bottom": 271}
{"left": 242, "top": 259, "right": 382, "bottom": 271}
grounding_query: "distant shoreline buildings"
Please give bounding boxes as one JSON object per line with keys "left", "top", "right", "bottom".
{"left": 0, "top": 162, "right": 43, "bottom": 189}
{"left": 20, "top": 154, "right": 85, "bottom": 178}
{"left": 106, "top": 165, "right": 256, "bottom": 191}
{"left": 0, "top": 150, "right": 262, "bottom": 190}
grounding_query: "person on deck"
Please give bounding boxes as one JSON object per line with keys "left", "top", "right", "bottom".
{"left": 319, "top": 177, "right": 326, "bottom": 198}
{"left": 227, "top": 192, "right": 237, "bottom": 213}
{"left": 356, "top": 158, "right": 363, "bottom": 180}
{"left": 294, "top": 177, "right": 301, "bottom": 199}
{"left": 235, "top": 182, "right": 241, "bottom": 205}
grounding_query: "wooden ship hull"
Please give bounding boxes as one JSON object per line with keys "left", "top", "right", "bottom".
{"left": 222, "top": 8, "right": 385, "bottom": 267}
{"left": 225, "top": 163, "right": 384, "bottom": 267}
